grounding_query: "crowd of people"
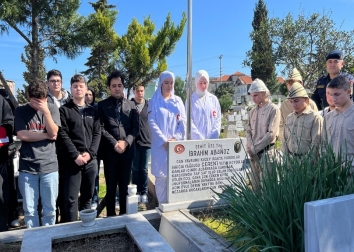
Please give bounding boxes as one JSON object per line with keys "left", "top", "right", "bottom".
{"left": 0, "top": 49, "right": 353, "bottom": 231}
{"left": 0, "top": 67, "right": 221, "bottom": 231}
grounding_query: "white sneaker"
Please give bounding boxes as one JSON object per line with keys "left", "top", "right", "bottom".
{"left": 115, "top": 201, "right": 120, "bottom": 210}
{"left": 91, "top": 202, "right": 97, "bottom": 210}
{"left": 11, "top": 219, "right": 20, "bottom": 228}
{"left": 141, "top": 194, "right": 148, "bottom": 203}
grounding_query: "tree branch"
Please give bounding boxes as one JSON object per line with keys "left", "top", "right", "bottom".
{"left": 5, "top": 19, "right": 32, "bottom": 45}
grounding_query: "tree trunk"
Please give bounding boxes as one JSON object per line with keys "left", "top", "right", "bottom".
{"left": 31, "top": 1, "right": 39, "bottom": 82}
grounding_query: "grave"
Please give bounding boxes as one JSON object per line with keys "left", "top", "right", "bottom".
{"left": 160, "top": 138, "right": 247, "bottom": 212}
{"left": 305, "top": 194, "right": 354, "bottom": 252}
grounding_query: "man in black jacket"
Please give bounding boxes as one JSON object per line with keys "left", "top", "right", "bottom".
{"left": 131, "top": 85, "right": 151, "bottom": 204}
{"left": 98, "top": 70, "right": 139, "bottom": 216}
{"left": 58, "top": 75, "right": 101, "bottom": 222}
{"left": 0, "top": 94, "right": 14, "bottom": 231}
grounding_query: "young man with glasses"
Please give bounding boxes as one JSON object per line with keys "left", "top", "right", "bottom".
{"left": 46, "top": 69, "right": 71, "bottom": 108}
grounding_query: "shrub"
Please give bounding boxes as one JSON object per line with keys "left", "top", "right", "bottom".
{"left": 215, "top": 142, "right": 354, "bottom": 251}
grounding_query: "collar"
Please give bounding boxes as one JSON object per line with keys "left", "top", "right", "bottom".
{"left": 332, "top": 104, "right": 354, "bottom": 118}
{"left": 294, "top": 105, "right": 312, "bottom": 116}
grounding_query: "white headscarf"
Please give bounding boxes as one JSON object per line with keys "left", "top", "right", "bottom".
{"left": 194, "top": 70, "right": 209, "bottom": 98}
{"left": 150, "top": 71, "right": 175, "bottom": 108}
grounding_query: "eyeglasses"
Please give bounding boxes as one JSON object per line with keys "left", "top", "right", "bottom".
{"left": 49, "top": 79, "right": 62, "bottom": 84}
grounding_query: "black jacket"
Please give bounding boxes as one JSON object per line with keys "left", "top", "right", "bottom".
{"left": 58, "top": 99, "right": 101, "bottom": 162}
{"left": 311, "top": 72, "right": 354, "bottom": 110}
{"left": 131, "top": 98, "right": 151, "bottom": 148}
{"left": 98, "top": 96, "right": 139, "bottom": 159}
{"left": 0, "top": 95, "right": 13, "bottom": 162}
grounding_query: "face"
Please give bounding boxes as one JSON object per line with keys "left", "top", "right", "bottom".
{"left": 134, "top": 86, "right": 145, "bottom": 100}
{"left": 109, "top": 77, "right": 124, "bottom": 99}
{"left": 197, "top": 76, "right": 208, "bottom": 92}
{"left": 326, "top": 87, "right": 351, "bottom": 108}
{"left": 70, "top": 82, "right": 87, "bottom": 99}
{"left": 161, "top": 77, "right": 174, "bottom": 96}
{"left": 85, "top": 90, "right": 93, "bottom": 104}
{"left": 250, "top": 92, "right": 266, "bottom": 105}
{"left": 325, "top": 89, "right": 335, "bottom": 107}
{"left": 326, "top": 59, "right": 344, "bottom": 76}
{"left": 286, "top": 80, "right": 295, "bottom": 91}
{"left": 47, "top": 75, "right": 62, "bottom": 93}
{"left": 289, "top": 97, "right": 307, "bottom": 113}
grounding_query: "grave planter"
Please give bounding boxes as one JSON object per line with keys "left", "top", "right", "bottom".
{"left": 80, "top": 209, "right": 97, "bottom": 227}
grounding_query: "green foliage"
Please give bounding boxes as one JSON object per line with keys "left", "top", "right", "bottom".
{"left": 219, "top": 95, "right": 233, "bottom": 113}
{"left": 216, "top": 142, "right": 354, "bottom": 251}
{"left": 244, "top": 0, "right": 275, "bottom": 85}
{"left": 16, "top": 85, "right": 28, "bottom": 104}
{"left": 82, "top": 0, "right": 118, "bottom": 100}
{"left": 110, "top": 12, "right": 187, "bottom": 98}
{"left": 214, "top": 83, "right": 235, "bottom": 99}
{"left": 278, "top": 82, "right": 288, "bottom": 96}
{"left": 268, "top": 10, "right": 354, "bottom": 88}
{"left": 0, "top": 0, "right": 98, "bottom": 82}
{"left": 174, "top": 76, "right": 186, "bottom": 102}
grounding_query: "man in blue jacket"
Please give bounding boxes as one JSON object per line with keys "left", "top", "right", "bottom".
{"left": 58, "top": 74, "right": 101, "bottom": 222}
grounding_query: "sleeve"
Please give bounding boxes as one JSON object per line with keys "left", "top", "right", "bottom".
{"left": 187, "top": 99, "right": 204, "bottom": 140}
{"left": 245, "top": 109, "right": 253, "bottom": 150}
{"left": 173, "top": 98, "right": 186, "bottom": 140}
{"left": 98, "top": 102, "right": 118, "bottom": 149}
{"left": 282, "top": 117, "right": 289, "bottom": 154}
{"left": 58, "top": 107, "right": 80, "bottom": 160}
{"left": 310, "top": 114, "right": 323, "bottom": 153}
{"left": 311, "top": 80, "right": 322, "bottom": 111}
{"left": 1, "top": 97, "right": 14, "bottom": 138}
{"left": 49, "top": 104, "right": 61, "bottom": 127}
{"left": 87, "top": 109, "right": 101, "bottom": 159}
{"left": 207, "top": 97, "right": 221, "bottom": 139}
{"left": 251, "top": 106, "right": 281, "bottom": 155}
{"left": 124, "top": 102, "right": 139, "bottom": 147}
{"left": 14, "top": 107, "right": 28, "bottom": 134}
{"left": 148, "top": 102, "right": 168, "bottom": 147}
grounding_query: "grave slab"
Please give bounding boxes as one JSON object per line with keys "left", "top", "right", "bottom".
{"left": 167, "top": 138, "right": 247, "bottom": 204}
{"left": 305, "top": 194, "right": 354, "bottom": 252}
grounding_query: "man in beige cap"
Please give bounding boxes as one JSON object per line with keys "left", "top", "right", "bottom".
{"left": 280, "top": 68, "right": 318, "bottom": 123}
{"left": 283, "top": 82, "right": 322, "bottom": 157}
{"left": 246, "top": 78, "right": 281, "bottom": 190}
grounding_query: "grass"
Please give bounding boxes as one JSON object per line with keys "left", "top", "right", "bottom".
{"left": 214, "top": 141, "right": 354, "bottom": 251}
{"left": 98, "top": 174, "right": 106, "bottom": 199}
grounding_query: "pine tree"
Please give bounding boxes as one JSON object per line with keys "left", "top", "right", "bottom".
{"left": 82, "top": 0, "right": 118, "bottom": 100}
{"left": 244, "top": 0, "right": 276, "bottom": 91}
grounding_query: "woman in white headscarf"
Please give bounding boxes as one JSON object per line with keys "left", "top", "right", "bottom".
{"left": 190, "top": 70, "right": 221, "bottom": 139}
{"left": 148, "top": 71, "right": 186, "bottom": 203}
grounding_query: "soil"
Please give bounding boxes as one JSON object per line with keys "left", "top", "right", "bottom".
{"left": 52, "top": 232, "right": 140, "bottom": 252}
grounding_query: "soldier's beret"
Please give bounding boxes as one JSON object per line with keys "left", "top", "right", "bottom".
{"left": 326, "top": 50, "right": 343, "bottom": 61}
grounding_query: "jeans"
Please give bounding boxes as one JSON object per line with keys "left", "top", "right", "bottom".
{"left": 132, "top": 145, "right": 151, "bottom": 195}
{"left": 60, "top": 161, "right": 97, "bottom": 223}
{"left": 18, "top": 171, "right": 58, "bottom": 228}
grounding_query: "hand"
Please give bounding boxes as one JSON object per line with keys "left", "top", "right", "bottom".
{"left": 30, "top": 98, "right": 50, "bottom": 114}
{"left": 82, "top": 152, "right": 91, "bottom": 162}
{"left": 114, "top": 140, "right": 127, "bottom": 154}
{"left": 75, "top": 154, "right": 87, "bottom": 166}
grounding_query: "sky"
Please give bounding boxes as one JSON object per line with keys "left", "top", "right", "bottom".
{"left": 1, "top": 0, "right": 354, "bottom": 91}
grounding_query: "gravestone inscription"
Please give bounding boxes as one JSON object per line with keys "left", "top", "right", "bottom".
{"left": 167, "top": 138, "right": 247, "bottom": 203}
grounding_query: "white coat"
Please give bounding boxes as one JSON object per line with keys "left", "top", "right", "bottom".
{"left": 190, "top": 92, "right": 221, "bottom": 140}
{"left": 148, "top": 72, "right": 186, "bottom": 178}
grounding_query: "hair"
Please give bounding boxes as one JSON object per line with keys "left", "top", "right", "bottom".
{"left": 27, "top": 79, "right": 48, "bottom": 99}
{"left": 70, "top": 74, "right": 87, "bottom": 86}
{"left": 327, "top": 75, "right": 350, "bottom": 91}
{"left": 133, "top": 85, "right": 145, "bottom": 91}
{"left": 46, "top": 69, "right": 62, "bottom": 81}
{"left": 107, "top": 70, "right": 125, "bottom": 87}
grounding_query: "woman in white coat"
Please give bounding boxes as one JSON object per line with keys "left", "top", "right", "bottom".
{"left": 190, "top": 70, "right": 221, "bottom": 139}
{"left": 148, "top": 71, "right": 186, "bottom": 203}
